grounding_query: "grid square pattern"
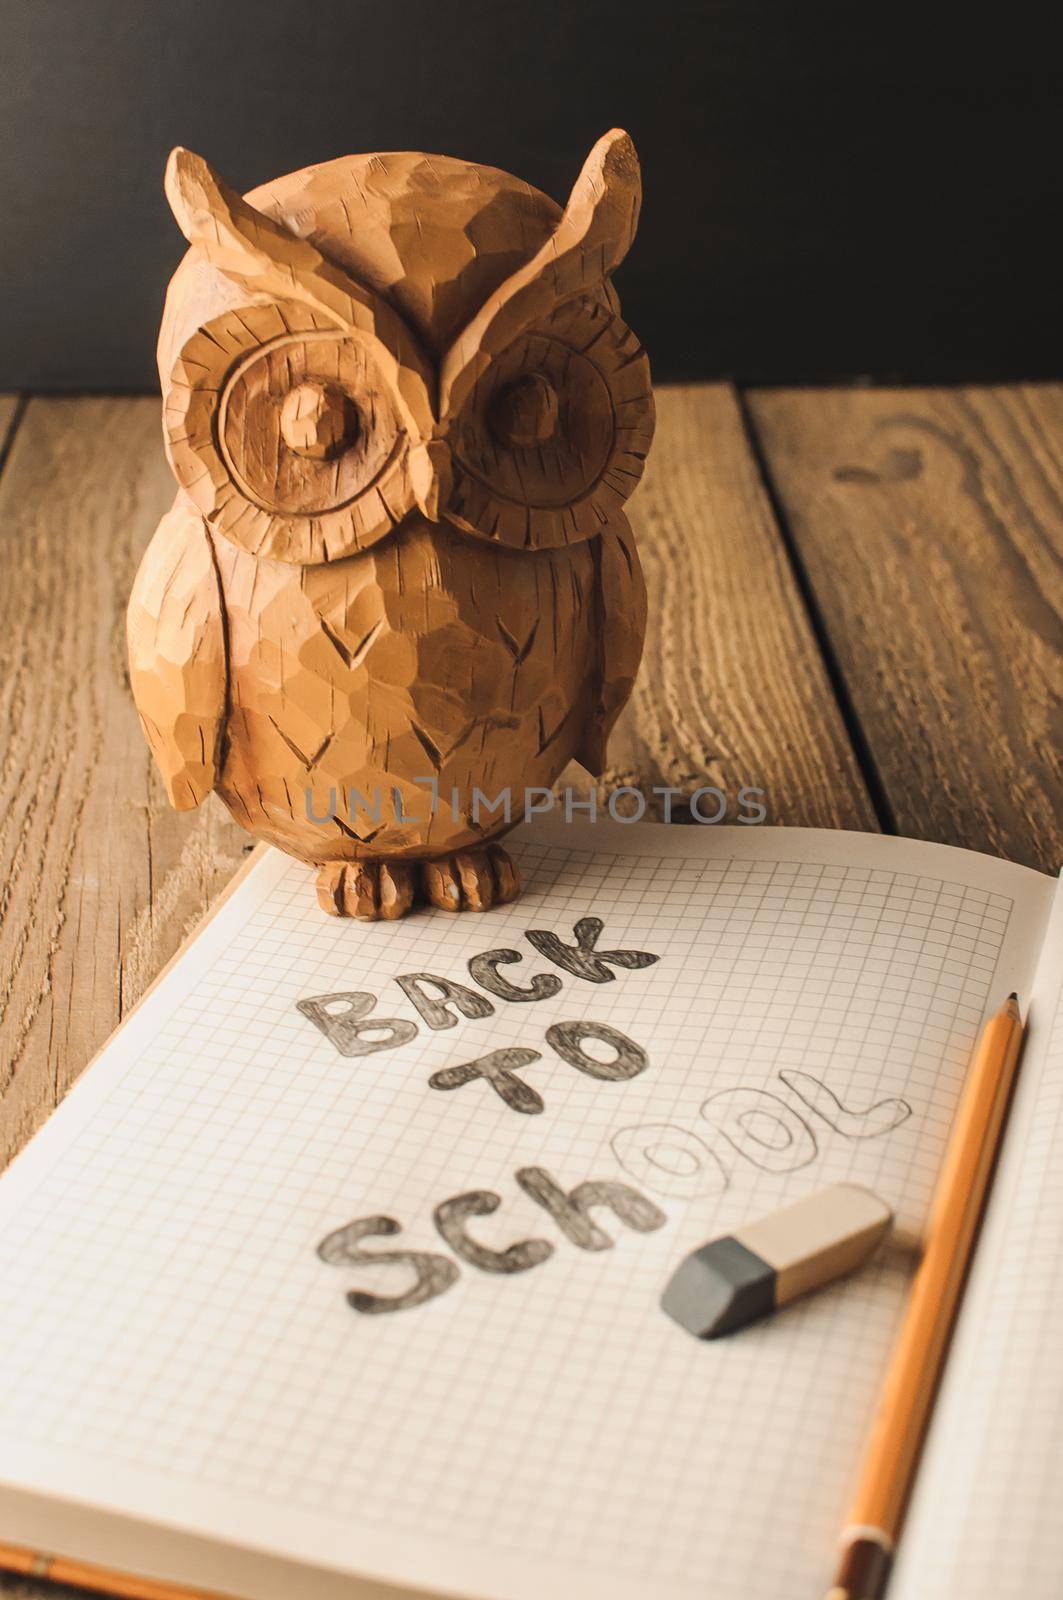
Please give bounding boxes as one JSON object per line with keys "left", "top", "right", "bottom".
{"left": 0, "top": 836, "right": 1016, "bottom": 1599}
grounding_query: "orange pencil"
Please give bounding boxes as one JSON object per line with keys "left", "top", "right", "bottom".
{"left": 0, "top": 1540, "right": 220, "bottom": 1600}
{"left": 827, "top": 992, "right": 1026, "bottom": 1600}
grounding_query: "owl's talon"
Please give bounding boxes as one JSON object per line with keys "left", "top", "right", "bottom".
{"left": 315, "top": 862, "right": 347, "bottom": 916}
{"left": 455, "top": 849, "right": 493, "bottom": 910}
{"left": 421, "top": 856, "right": 463, "bottom": 912}
{"left": 315, "top": 861, "right": 382, "bottom": 919}
{"left": 379, "top": 861, "right": 415, "bottom": 920}
{"left": 487, "top": 844, "right": 520, "bottom": 905}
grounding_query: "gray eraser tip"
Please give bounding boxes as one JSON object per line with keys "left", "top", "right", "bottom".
{"left": 661, "top": 1183, "right": 892, "bottom": 1340}
{"left": 661, "top": 1236, "right": 774, "bottom": 1339}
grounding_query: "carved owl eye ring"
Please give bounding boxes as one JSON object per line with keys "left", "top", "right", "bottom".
{"left": 446, "top": 299, "right": 654, "bottom": 550}
{"left": 164, "top": 305, "right": 411, "bottom": 564}
{"left": 216, "top": 331, "right": 403, "bottom": 518}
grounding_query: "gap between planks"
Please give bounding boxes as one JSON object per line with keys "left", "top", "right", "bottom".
{"left": 748, "top": 385, "right": 1063, "bottom": 875}
{"left": 0, "top": 395, "right": 24, "bottom": 467}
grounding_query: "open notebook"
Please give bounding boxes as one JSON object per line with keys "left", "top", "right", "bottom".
{"left": 0, "top": 821, "right": 1061, "bottom": 1600}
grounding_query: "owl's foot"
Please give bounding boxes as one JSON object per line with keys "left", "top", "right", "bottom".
{"left": 421, "top": 845, "right": 520, "bottom": 913}
{"left": 315, "top": 860, "right": 416, "bottom": 921}
{"left": 314, "top": 845, "right": 519, "bottom": 919}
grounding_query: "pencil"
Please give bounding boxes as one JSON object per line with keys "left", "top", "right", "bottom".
{"left": 826, "top": 992, "right": 1026, "bottom": 1600}
{"left": 0, "top": 1540, "right": 221, "bottom": 1599}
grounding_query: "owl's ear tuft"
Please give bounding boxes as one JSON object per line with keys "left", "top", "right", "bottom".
{"left": 163, "top": 145, "right": 305, "bottom": 287}
{"left": 439, "top": 128, "right": 647, "bottom": 422}
{"left": 566, "top": 129, "right": 642, "bottom": 276}
{"left": 164, "top": 146, "right": 242, "bottom": 246}
{"left": 161, "top": 144, "right": 435, "bottom": 440}
{"left": 592, "top": 128, "right": 639, "bottom": 182}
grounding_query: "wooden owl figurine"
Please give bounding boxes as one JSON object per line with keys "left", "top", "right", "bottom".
{"left": 127, "top": 131, "right": 655, "bottom": 919}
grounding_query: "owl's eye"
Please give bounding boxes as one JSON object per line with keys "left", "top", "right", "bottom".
{"left": 219, "top": 331, "right": 403, "bottom": 529}
{"left": 165, "top": 303, "right": 409, "bottom": 563}
{"left": 280, "top": 382, "right": 360, "bottom": 461}
{"left": 447, "top": 298, "right": 654, "bottom": 550}
{"left": 489, "top": 375, "right": 559, "bottom": 448}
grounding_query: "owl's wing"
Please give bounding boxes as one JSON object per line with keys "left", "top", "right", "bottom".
{"left": 127, "top": 501, "right": 227, "bottom": 810}
{"left": 576, "top": 519, "right": 647, "bottom": 777}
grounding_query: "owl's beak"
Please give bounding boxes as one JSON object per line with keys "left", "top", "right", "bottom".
{"left": 409, "top": 440, "right": 453, "bottom": 523}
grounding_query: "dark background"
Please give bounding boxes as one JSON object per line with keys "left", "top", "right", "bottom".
{"left": 3, "top": 0, "right": 1062, "bottom": 391}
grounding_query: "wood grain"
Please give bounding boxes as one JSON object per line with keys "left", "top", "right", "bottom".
{"left": 595, "top": 385, "right": 875, "bottom": 828}
{"left": 0, "top": 398, "right": 246, "bottom": 1166}
{"left": 749, "top": 385, "right": 1063, "bottom": 873}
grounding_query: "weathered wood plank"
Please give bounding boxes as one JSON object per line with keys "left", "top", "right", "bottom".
{"left": 0, "top": 399, "right": 247, "bottom": 1167}
{"left": 748, "top": 385, "right": 1063, "bottom": 873}
{"left": 594, "top": 384, "right": 875, "bottom": 828}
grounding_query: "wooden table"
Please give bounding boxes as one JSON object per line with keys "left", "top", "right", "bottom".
{"left": 1, "top": 382, "right": 1061, "bottom": 1597}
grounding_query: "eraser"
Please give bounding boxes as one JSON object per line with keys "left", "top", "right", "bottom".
{"left": 661, "top": 1183, "right": 893, "bottom": 1339}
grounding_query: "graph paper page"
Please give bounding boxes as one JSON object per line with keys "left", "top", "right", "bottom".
{"left": 0, "top": 823, "right": 1053, "bottom": 1600}
{"left": 892, "top": 874, "right": 1063, "bottom": 1600}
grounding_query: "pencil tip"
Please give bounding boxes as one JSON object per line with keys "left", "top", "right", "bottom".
{"left": 1008, "top": 991, "right": 1018, "bottom": 1001}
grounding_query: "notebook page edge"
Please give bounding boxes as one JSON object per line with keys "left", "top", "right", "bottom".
{"left": 0, "top": 1444, "right": 706, "bottom": 1600}
{"left": 889, "top": 868, "right": 1063, "bottom": 1599}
